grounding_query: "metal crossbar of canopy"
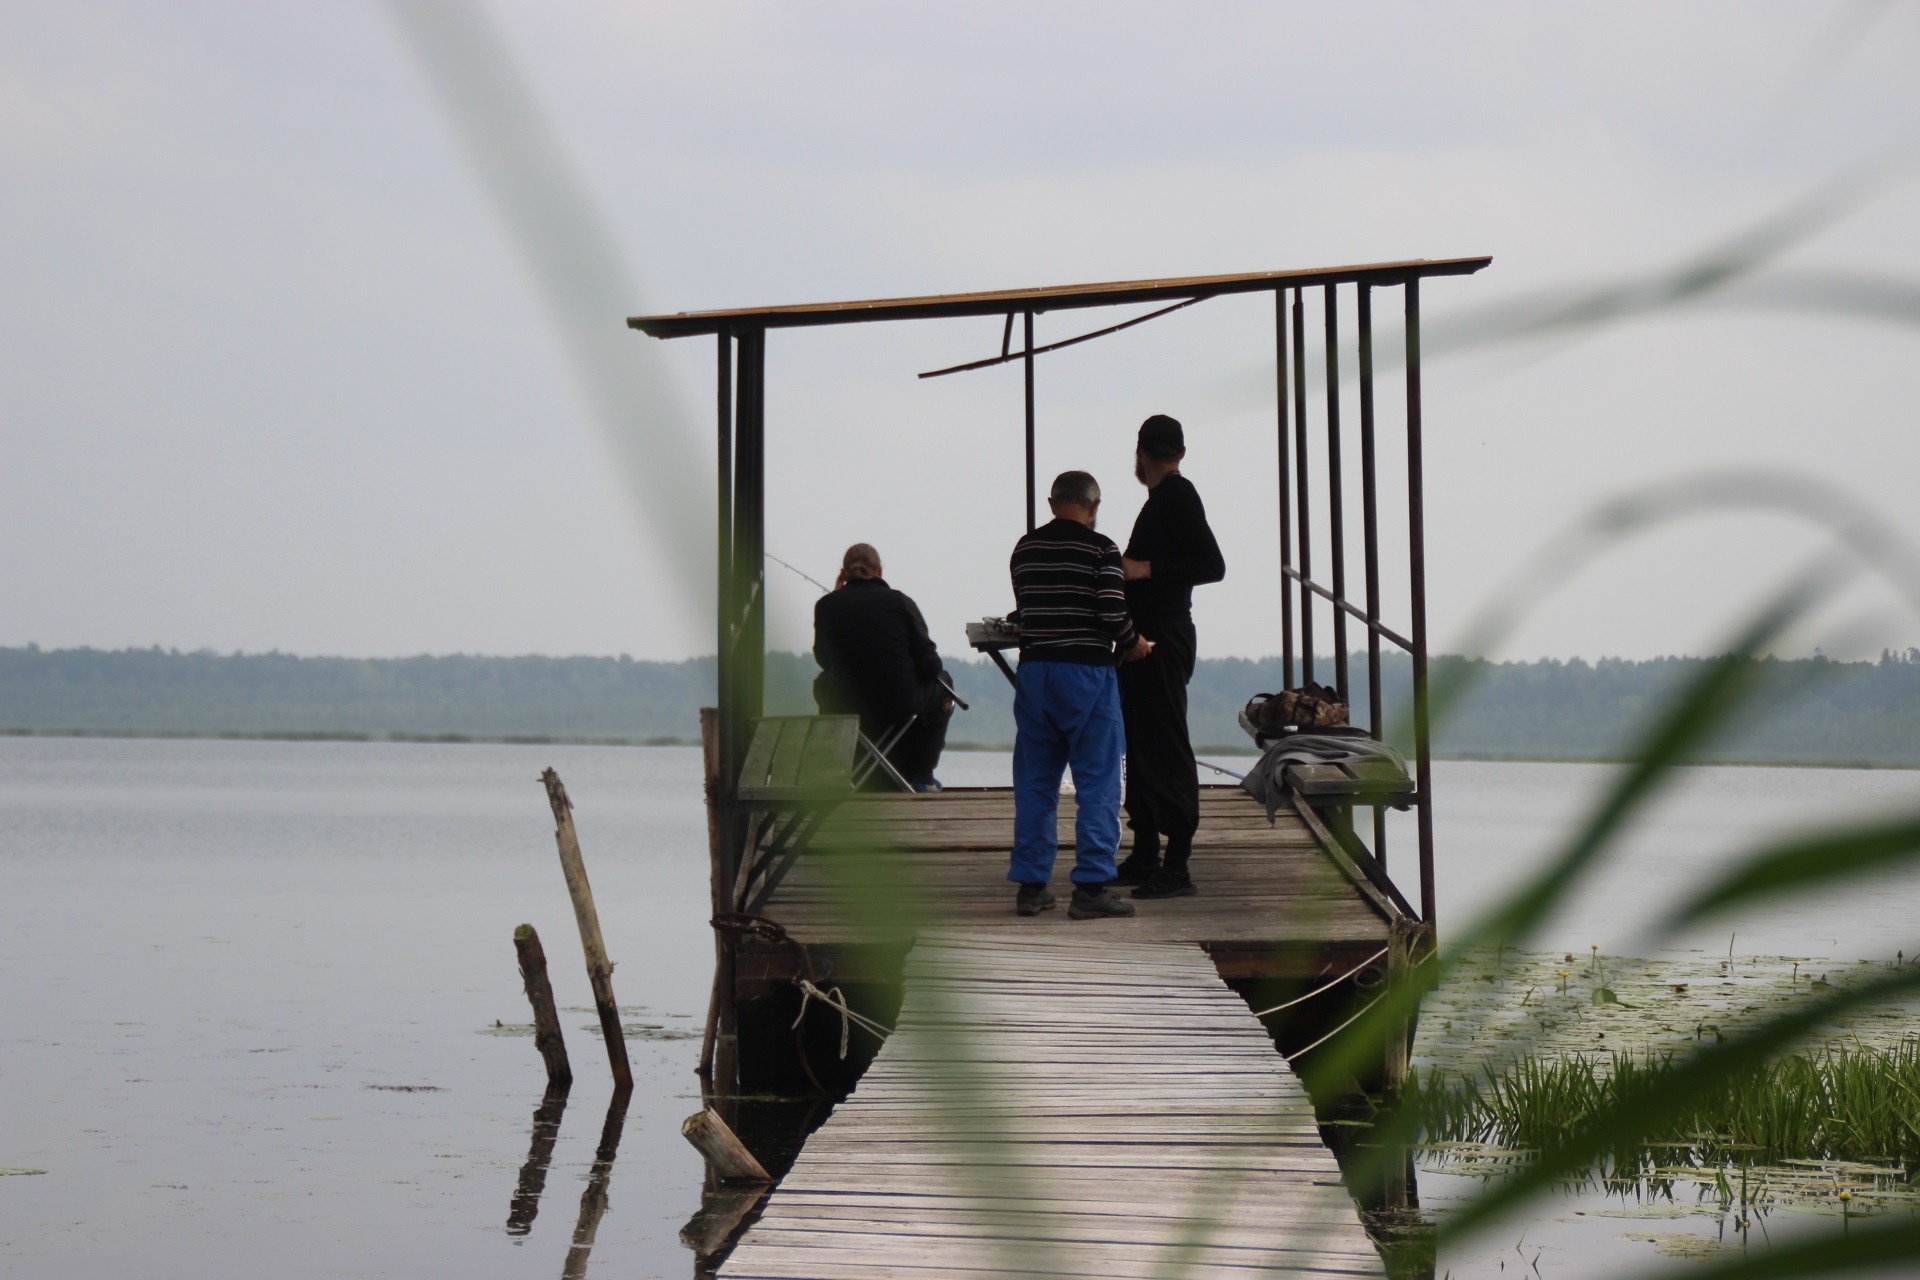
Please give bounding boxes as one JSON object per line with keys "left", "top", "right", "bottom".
{"left": 629, "top": 254, "right": 1491, "bottom": 929}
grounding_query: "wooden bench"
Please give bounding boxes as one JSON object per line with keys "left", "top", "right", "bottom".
{"left": 736, "top": 714, "right": 860, "bottom": 805}
{"left": 733, "top": 715, "right": 860, "bottom": 916}
{"left": 1284, "top": 758, "right": 1415, "bottom": 806}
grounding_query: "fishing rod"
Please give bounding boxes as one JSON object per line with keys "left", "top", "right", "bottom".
{"left": 766, "top": 552, "right": 834, "bottom": 596}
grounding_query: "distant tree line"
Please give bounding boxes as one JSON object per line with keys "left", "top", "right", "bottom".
{"left": 2, "top": 644, "right": 1916, "bottom": 767}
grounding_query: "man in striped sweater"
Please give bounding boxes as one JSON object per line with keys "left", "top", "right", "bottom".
{"left": 1006, "top": 471, "right": 1154, "bottom": 920}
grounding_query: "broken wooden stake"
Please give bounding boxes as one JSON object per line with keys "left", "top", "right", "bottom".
{"left": 513, "top": 923, "right": 572, "bottom": 1091}
{"left": 681, "top": 1106, "right": 771, "bottom": 1183}
{"left": 540, "top": 767, "right": 633, "bottom": 1094}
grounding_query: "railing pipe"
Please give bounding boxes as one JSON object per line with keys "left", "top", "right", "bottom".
{"left": 1282, "top": 569, "right": 1413, "bottom": 651}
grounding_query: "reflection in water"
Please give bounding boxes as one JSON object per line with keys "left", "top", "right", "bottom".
{"left": 562, "top": 1090, "right": 632, "bottom": 1280}
{"left": 506, "top": 1085, "right": 571, "bottom": 1237}
{"left": 678, "top": 1092, "right": 833, "bottom": 1276}
{"left": 681, "top": 1183, "right": 770, "bottom": 1280}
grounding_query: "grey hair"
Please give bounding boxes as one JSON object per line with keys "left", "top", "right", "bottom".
{"left": 1048, "top": 470, "right": 1101, "bottom": 508}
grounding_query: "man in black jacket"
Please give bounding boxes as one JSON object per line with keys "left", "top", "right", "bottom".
{"left": 1117, "top": 415, "right": 1227, "bottom": 898}
{"left": 812, "top": 543, "right": 953, "bottom": 790}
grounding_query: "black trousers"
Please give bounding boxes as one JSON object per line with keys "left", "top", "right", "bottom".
{"left": 1118, "top": 618, "right": 1199, "bottom": 871}
{"left": 888, "top": 680, "right": 954, "bottom": 786}
{"left": 817, "top": 671, "right": 954, "bottom": 789}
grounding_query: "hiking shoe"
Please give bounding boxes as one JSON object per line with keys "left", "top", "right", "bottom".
{"left": 1131, "top": 869, "right": 1197, "bottom": 900}
{"left": 1110, "top": 853, "right": 1161, "bottom": 886}
{"left": 1068, "top": 886, "right": 1137, "bottom": 919}
{"left": 1015, "top": 885, "right": 1057, "bottom": 917}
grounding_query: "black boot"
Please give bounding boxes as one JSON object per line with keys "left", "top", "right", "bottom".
{"left": 1132, "top": 839, "right": 1195, "bottom": 899}
{"left": 1112, "top": 830, "right": 1160, "bottom": 886}
{"left": 1131, "top": 867, "right": 1196, "bottom": 899}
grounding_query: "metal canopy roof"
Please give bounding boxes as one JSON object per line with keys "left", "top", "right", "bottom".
{"left": 627, "top": 255, "right": 1492, "bottom": 339}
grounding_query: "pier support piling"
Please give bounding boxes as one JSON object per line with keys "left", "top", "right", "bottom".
{"left": 540, "top": 767, "right": 632, "bottom": 1094}
{"left": 700, "top": 707, "right": 741, "bottom": 1106}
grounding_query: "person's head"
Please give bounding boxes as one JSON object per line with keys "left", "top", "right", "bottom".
{"left": 1135, "top": 413, "right": 1186, "bottom": 487}
{"left": 1046, "top": 471, "right": 1101, "bottom": 527}
{"left": 839, "top": 543, "right": 882, "bottom": 584}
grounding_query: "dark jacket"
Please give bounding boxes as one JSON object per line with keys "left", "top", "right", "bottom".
{"left": 812, "top": 578, "right": 943, "bottom": 724}
{"left": 1123, "top": 472, "right": 1226, "bottom": 637}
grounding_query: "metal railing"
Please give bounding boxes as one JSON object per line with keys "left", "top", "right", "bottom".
{"left": 1276, "top": 277, "right": 1436, "bottom": 926}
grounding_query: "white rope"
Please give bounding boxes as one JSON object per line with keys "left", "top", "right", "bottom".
{"left": 1249, "top": 946, "right": 1391, "bottom": 1018}
{"left": 1283, "top": 991, "right": 1387, "bottom": 1063}
{"left": 793, "top": 978, "right": 893, "bottom": 1058}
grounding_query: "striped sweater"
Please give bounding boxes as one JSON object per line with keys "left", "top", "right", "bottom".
{"left": 1009, "top": 518, "right": 1140, "bottom": 665}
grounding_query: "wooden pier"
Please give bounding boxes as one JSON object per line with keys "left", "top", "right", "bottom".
{"left": 640, "top": 258, "right": 1493, "bottom": 1275}
{"left": 731, "top": 783, "right": 1413, "bottom": 1025}
{"left": 721, "top": 933, "right": 1386, "bottom": 1280}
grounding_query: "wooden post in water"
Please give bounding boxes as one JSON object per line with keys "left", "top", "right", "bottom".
{"left": 681, "top": 1107, "right": 771, "bottom": 1183}
{"left": 540, "top": 768, "right": 633, "bottom": 1094}
{"left": 513, "top": 923, "right": 572, "bottom": 1091}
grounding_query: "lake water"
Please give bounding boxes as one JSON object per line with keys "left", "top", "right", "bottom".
{"left": 2, "top": 738, "right": 1915, "bottom": 1277}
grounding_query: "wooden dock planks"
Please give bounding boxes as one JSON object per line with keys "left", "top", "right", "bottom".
{"left": 760, "top": 787, "right": 1392, "bottom": 951}
{"left": 720, "top": 933, "right": 1385, "bottom": 1280}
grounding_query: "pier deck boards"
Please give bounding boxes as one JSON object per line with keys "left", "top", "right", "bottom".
{"left": 742, "top": 785, "right": 1396, "bottom": 987}
{"left": 721, "top": 933, "right": 1385, "bottom": 1280}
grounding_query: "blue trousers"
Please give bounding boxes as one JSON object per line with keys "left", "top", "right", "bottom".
{"left": 1008, "top": 659, "right": 1124, "bottom": 887}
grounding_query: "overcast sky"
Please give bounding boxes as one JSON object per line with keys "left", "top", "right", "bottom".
{"left": 4, "top": 1, "right": 1918, "bottom": 663}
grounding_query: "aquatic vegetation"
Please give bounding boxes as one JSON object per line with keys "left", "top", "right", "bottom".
{"left": 1411, "top": 1037, "right": 1920, "bottom": 1169}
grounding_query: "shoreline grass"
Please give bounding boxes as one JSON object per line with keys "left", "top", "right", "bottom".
{"left": 1410, "top": 1038, "right": 1920, "bottom": 1167}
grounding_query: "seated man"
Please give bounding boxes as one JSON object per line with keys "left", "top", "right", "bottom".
{"left": 812, "top": 543, "right": 954, "bottom": 791}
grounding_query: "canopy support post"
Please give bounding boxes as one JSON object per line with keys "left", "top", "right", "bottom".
{"left": 1023, "top": 311, "right": 1036, "bottom": 532}
{"left": 1404, "top": 280, "right": 1435, "bottom": 930}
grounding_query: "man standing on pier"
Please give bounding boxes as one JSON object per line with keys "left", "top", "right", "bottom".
{"left": 1007, "top": 471, "right": 1152, "bottom": 921}
{"left": 1117, "top": 415, "right": 1226, "bottom": 899}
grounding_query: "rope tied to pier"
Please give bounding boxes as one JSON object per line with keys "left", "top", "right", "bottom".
{"left": 1284, "top": 991, "right": 1387, "bottom": 1064}
{"left": 792, "top": 978, "right": 894, "bottom": 1058}
{"left": 1248, "top": 945, "right": 1391, "bottom": 1018}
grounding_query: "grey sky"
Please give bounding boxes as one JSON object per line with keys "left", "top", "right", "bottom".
{"left": 3, "top": 2, "right": 1917, "bottom": 663}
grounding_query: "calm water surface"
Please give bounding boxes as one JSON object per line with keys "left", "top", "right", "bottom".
{"left": 2, "top": 739, "right": 1914, "bottom": 1277}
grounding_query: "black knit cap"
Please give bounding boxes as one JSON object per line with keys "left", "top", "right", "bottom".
{"left": 1138, "top": 414, "right": 1184, "bottom": 460}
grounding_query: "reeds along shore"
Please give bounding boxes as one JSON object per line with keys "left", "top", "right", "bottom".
{"left": 1410, "top": 1037, "right": 1920, "bottom": 1165}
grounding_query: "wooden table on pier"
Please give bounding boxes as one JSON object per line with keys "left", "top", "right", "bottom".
{"left": 720, "top": 932, "right": 1386, "bottom": 1280}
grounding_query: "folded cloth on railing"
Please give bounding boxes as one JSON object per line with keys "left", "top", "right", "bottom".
{"left": 1238, "top": 725, "right": 1410, "bottom": 823}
